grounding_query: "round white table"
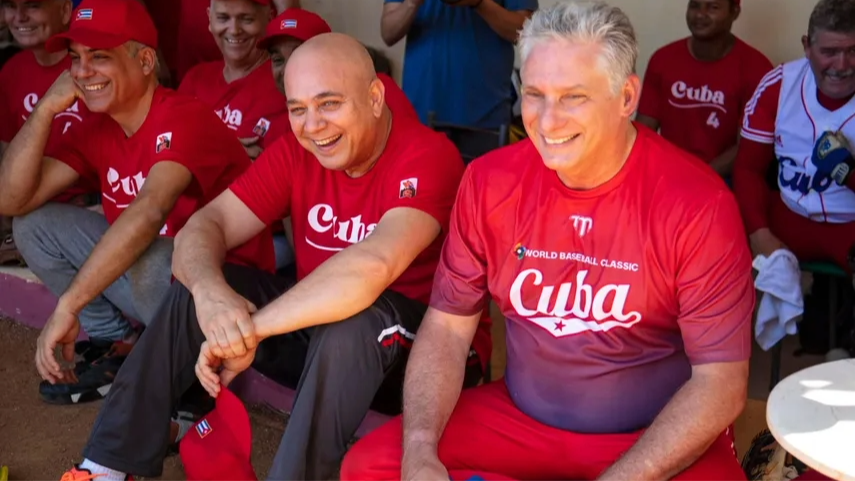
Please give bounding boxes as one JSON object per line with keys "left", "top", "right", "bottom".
{"left": 767, "top": 359, "right": 855, "bottom": 481}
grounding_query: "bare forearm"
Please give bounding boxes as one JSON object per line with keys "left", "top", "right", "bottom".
{"left": 402, "top": 313, "right": 472, "bottom": 453}
{"left": 709, "top": 143, "right": 739, "bottom": 177}
{"left": 598, "top": 371, "right": 746, "bottom": 480}
{"left": 252, "top": 244, "right": 394, "bottom": 338}
{"left": 0, "top": 106, "right": 54, "bottom": 212}
{"left": 59, "top": 201, "right": 169, "bottom": 314}
{"left": 381, "top": 1, "right": 421, "bottom": 46}
{"left": 173, "top": 215, "right": 230, "bottom": 294}
{"left": 474, "top": 0, "right": 529, "bottom": 43}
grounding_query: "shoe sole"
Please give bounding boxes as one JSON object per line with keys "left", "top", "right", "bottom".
{"left": 40, "top": 383, "right": 112, "bottom": 405}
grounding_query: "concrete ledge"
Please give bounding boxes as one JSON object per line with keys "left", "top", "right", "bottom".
{"left": 0, "top": 267, "right": 57, "bottom": 328}
{"left": 0, "top": 266, "right": 392, "bottom": 436}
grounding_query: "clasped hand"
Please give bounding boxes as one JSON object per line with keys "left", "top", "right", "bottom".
{"left": 193, "top": 281, "right": 260, "bottom": 397}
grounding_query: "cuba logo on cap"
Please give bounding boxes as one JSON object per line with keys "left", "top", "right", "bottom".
{"left": 281, "top": 19, "right": 297, "bottom": 29}
{"left": 196, "top": 419, "right": 213, "bottom": 438}
{"left": 76, "top": 9, "right": 93, "bottom": 20}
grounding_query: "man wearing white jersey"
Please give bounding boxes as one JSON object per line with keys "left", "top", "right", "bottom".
{"left": 734, "top": 0, "right": 855, "bottom": 274}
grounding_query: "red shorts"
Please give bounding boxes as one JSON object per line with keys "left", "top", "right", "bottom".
{"left": 770, "top": 195, "right": 855, "bottom": 273}
{"left": 341, "top": 381, "right": 744, "bottom": 481}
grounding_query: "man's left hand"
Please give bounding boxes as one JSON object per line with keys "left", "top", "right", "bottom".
{"left": 812, "top": 130, "right": 853, "bottom": 181}
{"left": 195, "top": 340, "right": 256, "bottom": 397}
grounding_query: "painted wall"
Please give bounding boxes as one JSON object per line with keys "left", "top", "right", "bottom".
{"left": 302, "top": 0, "right": 818, "bottom": 83}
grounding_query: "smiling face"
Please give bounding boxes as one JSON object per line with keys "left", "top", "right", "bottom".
{"left": 208, "top": 0, "right": 268, "bottom": 66}
{"left": 1, "top": 0, "right": 71, "bottom": 50}
{"left": 283, "top": 37, "right": 386, "bottom": 172}
{"left": 68, "top": 41, "right": 155, "bottom": 114}
{"left": 520, "top": 37, "right": 639, "bottom": 178}
{"left": 803, "top": 29, "right": 855, "bottom": 99}
{"left": 685, "top": 0, "right": 737, "bottom": 41}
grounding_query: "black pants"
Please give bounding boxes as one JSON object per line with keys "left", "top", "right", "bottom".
{"left": 83, "top": 263, "right": 480, "bottom": 480}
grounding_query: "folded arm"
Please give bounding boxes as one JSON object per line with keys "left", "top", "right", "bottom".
{"left": 252, "top": 207, "right": 441, "bottom": 338}
{"left": 380, "top": 0, "right": 422, "bottom": 46}
{"left": 57, "top": 161, "right": 193, "bottom": 314}
{"left": 474, "top": 0, "right": 533, "bottom": 43}
{"left": 0, "top": 104, "right": 79, "bottom": 216}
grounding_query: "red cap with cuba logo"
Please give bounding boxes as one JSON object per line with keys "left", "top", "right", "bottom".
{"left": 179, "top": 387, "right": 258, "bottom": 481}
{"left": 45, "top": 0, "right": 158, "bottom": 53}
{"left": 256, "top": 8, "right": 332, "bottom": 50}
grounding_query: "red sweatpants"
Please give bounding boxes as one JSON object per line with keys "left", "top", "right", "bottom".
{"left": 770, "top": 196, "right": 855, "bottom": 273}
{"left": 341, "top": 382, "right": 745, "bottom": 481}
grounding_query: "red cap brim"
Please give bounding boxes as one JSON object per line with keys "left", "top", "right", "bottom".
{"left": 45, "top": 29, "right": 129, "bottom": 53}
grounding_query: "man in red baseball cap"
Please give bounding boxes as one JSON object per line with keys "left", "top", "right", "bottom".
{"left": 178, "top": 0, "right": 283, "bottom": 161}
{"left": 636, "top": 0, "right": 772, "bottom": 183}
{"left": 138, "top": 0, "right": 300, "bottom": 85}
{"left": 0, "top": 0, "right": 274, "bottom": 426}
{"left": 258, "top": 7, "right": 419, "bottom": 124}
{"left": 0, "top": 0, "right": 96, "bottom": 267}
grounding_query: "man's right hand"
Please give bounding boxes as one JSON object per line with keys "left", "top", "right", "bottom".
{"left": 35, "top": 307, "right": 81, "bottom": 385}
{"left": 402, "top": 447, "right": 448, "bottom": 481}
{"left": 39, "top": 70, "right": 84, "bottom": 116}
{"left": 749, "top": 228, "right": 787, "bottom": 258}
{"left": 192, "top": 279, "right": 259, "bottom": 359}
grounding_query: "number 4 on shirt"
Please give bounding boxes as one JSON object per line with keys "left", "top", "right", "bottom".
{"left": 706, "top": 112, "right": 720, "bottom": 129}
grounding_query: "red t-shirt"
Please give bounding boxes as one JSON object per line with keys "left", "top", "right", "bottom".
{"left": 145, "top": 0, "right": 221, "bottom": 84}
{"left": 229, "top": 115, "right": 462, "bottom": 303}
{"left": 379, "top": 73, "right": 419, "bottom": 121}
{"left": 179, "top": 60, "right": 290, "bottom": 150}
{"left": 47, "top": 87, "right": 275, "bottom": 272}
{"left": 0, "top": 51, "right": 94, "bottom": 200}
{"left": 431, "top": 124, "right": 754, "bottom": 433}
{"left": 638, "top": 37, "right": 772, "bottom": 163}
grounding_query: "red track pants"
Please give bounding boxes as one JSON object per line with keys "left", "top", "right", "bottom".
{"left": 341, "top": 381, "right": 744, "bottom": 481}
{"left": 770, "top": 196, "right": 855, "bottom": 273}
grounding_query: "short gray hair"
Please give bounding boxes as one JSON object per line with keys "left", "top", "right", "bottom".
{"left": 518, "top": 0, "right": 638, "bottom": 95}
{"left": 125, "top": 40, "right": 161, "bottom": 78}
{"left": 808, "top": 0, "right": 855, "bottom": 43}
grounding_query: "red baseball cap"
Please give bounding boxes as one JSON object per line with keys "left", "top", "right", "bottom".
{"left": 45, "top": 0, "right": 158, "bottom": 53}
{"left": 257, "top": 8, "right": 331, "bottom": 50}
{"left": 179, "top": 388, "right": 258, "bottom": 481}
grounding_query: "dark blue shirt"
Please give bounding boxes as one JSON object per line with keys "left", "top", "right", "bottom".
{"left": 386, "top": 0, "right": 537, "bottom": 129}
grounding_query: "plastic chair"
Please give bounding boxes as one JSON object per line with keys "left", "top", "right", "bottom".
{"left": 768, "top": 261, "right": 849, "bottom": 390}
{"left": 427, "top": 112, "right": 509, "bottom": 165}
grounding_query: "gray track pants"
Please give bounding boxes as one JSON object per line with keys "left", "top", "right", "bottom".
{"left": 13, "top": 203, "right": 174, "bottom": 340}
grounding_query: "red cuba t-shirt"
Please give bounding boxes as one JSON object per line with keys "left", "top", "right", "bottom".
{"left": 179, "top": 60, "right": 290, "bottom": 150}
{"left": 47, "top": 86, "right": 275, "bottom": 272}
{"left": 638, "top": 37, "right": 772, "bottom": 163}
{"left": 431, "top": 124, "right": 755, "bottom": 433}
{"left": 228, "top": 114, "right": 494, "bottom": 364}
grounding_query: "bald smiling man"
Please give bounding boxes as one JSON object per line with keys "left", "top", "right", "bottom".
{"left": 60, "top": 33, "right": 491, "bottom": 481}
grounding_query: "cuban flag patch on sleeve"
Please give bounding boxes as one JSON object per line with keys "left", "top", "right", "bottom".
{"left": 196, "top": 419, "right": 213, "bottom": 438}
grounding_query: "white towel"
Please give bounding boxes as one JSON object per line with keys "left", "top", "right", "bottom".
{"left": 753, "top": 249, "right": 804, "bottom": 351}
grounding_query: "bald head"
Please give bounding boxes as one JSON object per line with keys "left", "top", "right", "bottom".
{"left": 285, "top": 33, "right": 377, "bottom": 90}
{"left": 283, "top": 33, "right": 390, "bottom": 174}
